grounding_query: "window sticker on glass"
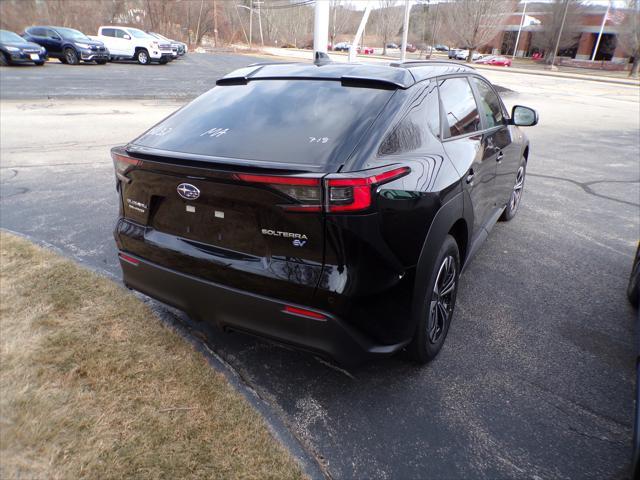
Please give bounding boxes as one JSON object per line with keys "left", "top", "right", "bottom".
{"left": 200, "top": 127, "right": 229, "bottom": 138}
{"left": 308, "top": 137, "right": 329, "bottom": 144}
{"left": 146, "top": 126, "right": 172, "bottom": 137}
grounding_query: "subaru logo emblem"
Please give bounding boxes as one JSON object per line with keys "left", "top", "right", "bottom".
{"left": 177, "top": 183, "right": 200, "bottom": 200}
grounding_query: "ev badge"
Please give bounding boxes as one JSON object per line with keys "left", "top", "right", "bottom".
{"left": 293, "top": 239, "right": 306, "bottom": 247}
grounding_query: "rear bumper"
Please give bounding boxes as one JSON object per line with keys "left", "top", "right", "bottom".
{"left": 80, "top": 50, "right": 109, "bottom": 61}
{"left": 119, "top": 251, "right": 408, "bottom": 365}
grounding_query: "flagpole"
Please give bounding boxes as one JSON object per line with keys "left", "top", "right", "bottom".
{"left": 513, "top": 1, "right": 528, "bottom": 59}
{"left": 591, "top": 0, "right": 611, "bottom": 61}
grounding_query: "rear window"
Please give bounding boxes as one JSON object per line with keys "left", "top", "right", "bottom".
{"left": 133, "top": 79, "right": 395, "bottom": 168}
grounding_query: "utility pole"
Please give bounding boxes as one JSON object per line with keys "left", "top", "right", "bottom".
{"left": 194, "top": 0, "right": 204, "bottom": 47}
{"left": 513, "top": 1, "right": 527, "bottom": 59}
{"left": 549, "top": 0, "right": 570, "bottom": 69}
{"left": 591, "top": 0, "right": 611, "bottom": 61}
{"left": 313, "top": 0, "right": 330, "bottom": 56}
{"left": 213, "top": 0, "right": 218, "bottom": 47}
{"left": 400, "top": 0, "right": 410, "bottom": 62}
{"left": 256, "top": 0, "right": 264, "bottom": 47}
{"left": 430, "top": 2, "right": 440, "bottom": 58}
{"left": 249, "top": 0, "right": 253, "bottom": 49}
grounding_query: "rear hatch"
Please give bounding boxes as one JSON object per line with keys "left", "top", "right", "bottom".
{"left": 114, "top": 78, "right": 396, "bottom": 303}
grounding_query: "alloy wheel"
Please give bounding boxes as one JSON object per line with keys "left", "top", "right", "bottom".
{"left": 509, "top": 166, "right": 525, "bottom": 213}
{"left": 65, "top": 49, "right": 78, "bottom": 65}
{"left": 138, "top": 51, "right": 149, "bottom": 64}
{"left": 428, "top": 255, "right": 457, "bottom": 343}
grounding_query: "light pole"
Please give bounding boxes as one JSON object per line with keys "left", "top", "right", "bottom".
{"left": 549, "top": 0, "right": 570, "bottom": 69}
{"left": 314, "top": 0, "right": 330, "bottom": 56}
{"left": 513, "top": 1, "right": 527, "bottom": 59}
{"left": 236, "top": 3, "right": 253, "bottom": 49}
{"left": 400, "top": 0, "right": 411, "bottom": 62}
{"left": 591, "top": 0, "right": 611, "bottom": 61}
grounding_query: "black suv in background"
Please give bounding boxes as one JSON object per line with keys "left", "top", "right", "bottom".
{"left": 0, "top": 29, "right": 46, "bottom": 65}
{"left": 23, "top": 26, "right": 109, "bottom": 64}
{"left": 112, "top": 61, "right": 538, "bottom": 366}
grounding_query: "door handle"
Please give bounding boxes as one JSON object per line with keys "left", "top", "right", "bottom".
{"left": 496, "top": 151, "right": 504, "bottom": 162}
{"left": 466, "top": 169, "right": 474, "bottom": 184}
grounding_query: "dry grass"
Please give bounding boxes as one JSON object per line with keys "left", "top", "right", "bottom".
{"left": 0, "top": 232, "right": 304, "bottom": 480}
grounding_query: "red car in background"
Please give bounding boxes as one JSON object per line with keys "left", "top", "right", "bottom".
{"left": 474, "top": 55, "right": 512, "bottom": 67}
{"left": 357, "top": 46, "right": 374, "bottom": 55}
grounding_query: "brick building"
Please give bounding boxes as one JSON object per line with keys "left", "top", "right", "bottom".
{"left": 484, "top": 2, "right": 634, "bottom": 67}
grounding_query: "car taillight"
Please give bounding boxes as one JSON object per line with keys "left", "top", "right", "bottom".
{"left": 236, "top": 174, "right": 323, "bottom": 212}
{"left": 236, "top": 166, "right": 410, "bottom": 213}
{"left": 325, "top": 166, "right": 410, "bottom": 212}
{"left": 111, "top": 150, "right": 142, "bottom": 175}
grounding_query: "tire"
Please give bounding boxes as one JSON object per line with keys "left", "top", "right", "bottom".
{"left": 0, "top": 52, "right": 9, "bottom": 66}
{"left": 136, "top": 49, "right": 150, "bottom": 65}
{"left": 95, "top": 59, "right": 107, "bottom": 65}
{"left": 627, "top": 244, "right": 640, "bottom": 308}
{"left": 64, "top": 47, "right": 79, "bottom": 65}
{"left": 158, "top": 57, "right": 168, "bottom": 65}
{"left": 407, "top": 235, "right": 461, "bottom": 363}
{"left": 34, "top": 61, "right": 45, "bottom": 66}
{"left": 59, "top": 56, "right": 67, "bottom": 64}
{"left": 500, "top": 159, "right": 526, "bottom": 222}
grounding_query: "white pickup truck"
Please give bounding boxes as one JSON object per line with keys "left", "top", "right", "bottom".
{"left": 92, "top": 26, "right": 173, "bottom": 64}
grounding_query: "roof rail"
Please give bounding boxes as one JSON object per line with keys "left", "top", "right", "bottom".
{"left": 390, "top": 60, "right": 476, "bottom": 70}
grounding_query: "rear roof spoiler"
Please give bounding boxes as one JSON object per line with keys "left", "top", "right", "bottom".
{"left": 217, "top": 74, "right": 406, "bottom": 90}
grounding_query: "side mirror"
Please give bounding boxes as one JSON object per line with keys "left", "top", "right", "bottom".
{"left": 123, "top": 34, "right": 131, "bottom": 40}
{"left": 511, "top": 105, "right": 538, "bottom": 127}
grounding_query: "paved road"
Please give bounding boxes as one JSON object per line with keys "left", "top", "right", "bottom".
{"left": 1, "top": 54, "right": 639, "bottom": 479}
{"left": 0, "top": 52, "right": 268, "bottom": 99}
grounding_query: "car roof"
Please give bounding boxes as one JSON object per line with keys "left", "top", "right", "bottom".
{"left": 218, "top": 61, "right": 477, "bottom": 89}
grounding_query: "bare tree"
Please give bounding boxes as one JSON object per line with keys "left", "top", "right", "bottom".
{"left": 528, "top": 0, "right": 583, "bottom": 63}
{"left": 618, "top": 0, "right": 640, "bottom": 77}
{"left": 329, "top": 0, "right": 355, "bottom": 47}
{"left": 443, "top": 0, "right": 514, "bottom": 62}
{"left": 371, "top": 0, "right": 404, "bottom": 55}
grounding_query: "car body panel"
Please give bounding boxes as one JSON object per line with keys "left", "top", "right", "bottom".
{"left": 95, "top": 26, "right": 172, "bottom": 61}
{"left": 0, "top": 29, "right": 47, "bottom": 64}
{"left": 113, "top": 61, "right": 533, "bottom": 364}
{"left": 23, "top": 26, "right": 109, "bottom": 62}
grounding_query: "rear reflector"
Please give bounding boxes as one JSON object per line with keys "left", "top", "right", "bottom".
{"left": 118, "top": 253, "right": 140, "bottom": 266}
{"left": 283, "top": 305, "right": 327, "bottom": 321}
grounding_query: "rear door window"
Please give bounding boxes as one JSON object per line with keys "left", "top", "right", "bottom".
{"left": 133, "top": 80, "right": 395, "bottom": 169}
{"left": 102, "top": 28, "right": 115, "bottom": 37}
{"left": 470, "top": 77, "right": 504, "bottom": 129}
{"left": 437, "top": 77, "right": 481, "bottom": 139}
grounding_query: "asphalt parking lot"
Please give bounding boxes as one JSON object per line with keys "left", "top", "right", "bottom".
{"left": 1, "top": 53, "right": 639, "bottom": 479}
